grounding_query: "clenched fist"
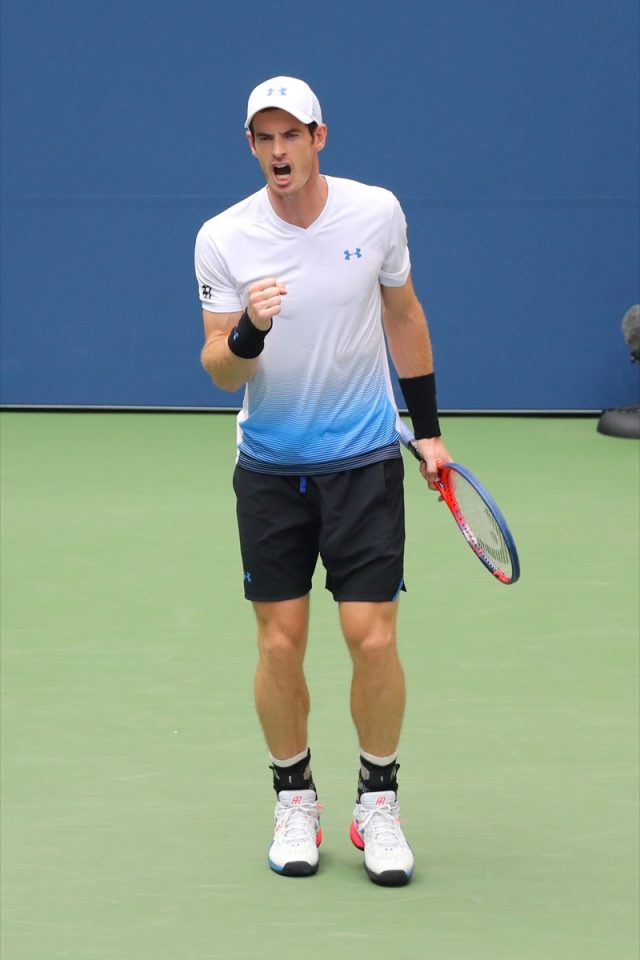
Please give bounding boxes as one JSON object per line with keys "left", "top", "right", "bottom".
{"left": 247, "top": 278, "right": 288, "bottom": 331}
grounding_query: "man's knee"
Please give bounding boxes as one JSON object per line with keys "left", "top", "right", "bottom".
{"left": 350, "top": 628, "right": 398, "bottom": 664}
{"left": 254, "top": 598, "right": 309, "bottom": 665}
{"left": 340, "top": 602, "right": 399, "bottom": 662}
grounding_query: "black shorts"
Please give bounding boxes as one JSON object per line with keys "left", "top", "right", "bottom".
{"left": 233, "top": 458, "right": 406, "bottom": 603}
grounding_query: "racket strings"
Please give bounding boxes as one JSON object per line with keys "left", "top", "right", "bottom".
{"left": 446, "top": 472, "right": 513, "bottom": 577}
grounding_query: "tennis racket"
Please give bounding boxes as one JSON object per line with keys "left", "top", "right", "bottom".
{"left": 398, "top": 422, "right": 520, "bottom": 585}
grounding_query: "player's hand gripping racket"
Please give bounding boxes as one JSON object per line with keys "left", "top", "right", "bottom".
{"left": 399, "top": 422, "right": 520, "bottom": 585}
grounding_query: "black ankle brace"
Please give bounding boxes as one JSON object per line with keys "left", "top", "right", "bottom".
{"left": 357, "top": 758, "right": 399, "bottom": 799}
{"left": 270, "top": 750, "right": 315, "bottom": 794}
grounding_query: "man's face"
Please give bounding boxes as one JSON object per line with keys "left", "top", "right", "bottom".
{"left": 247, "top": 109, "right": 326, "bottom": 198}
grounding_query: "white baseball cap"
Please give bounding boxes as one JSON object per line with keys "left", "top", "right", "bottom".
{"left": 245, "top": 76, "right": 323, "bottom": 129}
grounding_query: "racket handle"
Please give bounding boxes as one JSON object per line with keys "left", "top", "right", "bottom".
{"left": 407, "top": 441, "right": 423, "bottom": 463}
{"left": 398, "top": 421, "right": 424, "bottom": 462}
{"left": 399, "top": 421, "right": 445, "bottom": 497}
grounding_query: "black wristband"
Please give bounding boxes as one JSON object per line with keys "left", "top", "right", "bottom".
{"left": 227, "top": 310, "right": 272, "bottom": 359}
{"left": 398, "top": 373, "right": 441, "bottom": 439}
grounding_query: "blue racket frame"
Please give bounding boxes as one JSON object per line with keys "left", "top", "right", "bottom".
{"left": 398, "top": 422, "right": 520, "bottom": 585}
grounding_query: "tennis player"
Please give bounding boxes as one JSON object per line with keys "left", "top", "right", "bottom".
{"left": 195, "top": 77, "right": 451, "bottom": 886}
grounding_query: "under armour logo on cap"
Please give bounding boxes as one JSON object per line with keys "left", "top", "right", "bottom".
{"left": 245, "top": 76, "right": 323, "bottom": 129}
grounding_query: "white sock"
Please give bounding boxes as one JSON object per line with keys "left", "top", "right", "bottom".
{"left": 269, "top": 747, "right": 309, "bottom": 768}
{"left": 360, "top": 748, "right": 398, "bottom": 767}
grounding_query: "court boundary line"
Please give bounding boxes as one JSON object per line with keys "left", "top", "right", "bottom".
{"left": 0, "top": 405, "right": 602, "bottom": 417}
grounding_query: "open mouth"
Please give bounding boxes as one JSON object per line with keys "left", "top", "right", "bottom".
{"left": 272, "top": 163, "right": 292, "bottom": 181}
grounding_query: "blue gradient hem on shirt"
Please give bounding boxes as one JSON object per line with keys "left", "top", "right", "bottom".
{"left": 236, "top": 442, "right": 402, "bottom": 476}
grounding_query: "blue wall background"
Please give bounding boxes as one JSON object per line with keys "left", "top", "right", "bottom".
{"left": 1, "top": 0, "right": 638, "bottom": 410}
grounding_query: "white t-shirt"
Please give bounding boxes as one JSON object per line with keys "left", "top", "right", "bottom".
{"left": 195, "top": 175, "right": 411, "bottom": 474}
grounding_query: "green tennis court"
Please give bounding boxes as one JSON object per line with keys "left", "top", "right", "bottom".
{"left": 1, "top": 412, "right": 638, "bottom": 960}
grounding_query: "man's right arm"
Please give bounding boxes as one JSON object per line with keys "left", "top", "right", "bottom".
{"left": 200, "top": 309, "right": 257, "bottom": 393}
{"left": 200, "top": 278, "right": 287, "bottom": 393}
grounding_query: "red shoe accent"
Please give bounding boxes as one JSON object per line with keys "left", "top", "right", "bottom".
{"left": 316, "top": 828, "right": 323, "bottom": 848}
{"left": 350, "top": 820, "right": 365, "bottom": 850}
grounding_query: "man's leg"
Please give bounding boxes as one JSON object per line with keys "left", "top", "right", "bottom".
{"left": 339, "top": 600, "right": 405, "bottom": 755}
{"left": 340, "top": 599, "right": 414, "bottom": 886}
{"left": 253, "top": 597, "right": 322, "bottom": 877}
{"left": 253, "top": 597, "right": 311, "bottom": 759}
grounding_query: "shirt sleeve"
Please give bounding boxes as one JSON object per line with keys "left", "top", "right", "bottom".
{"left": 194, "top": 224, "right": 243, "bottom": 313}
{"left": 379, "top": 195, "right": 411, "bottom": 288}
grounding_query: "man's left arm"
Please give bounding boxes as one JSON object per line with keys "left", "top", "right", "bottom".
{"left": 381, "top": 275, "right": 452, "bottom": 489}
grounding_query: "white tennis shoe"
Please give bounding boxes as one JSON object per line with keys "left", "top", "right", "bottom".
{"left": 268, "top": 789, "right": 322, "bottom": 877}
{"left": 350, "top": 790, "right": 414, "bottom": 885}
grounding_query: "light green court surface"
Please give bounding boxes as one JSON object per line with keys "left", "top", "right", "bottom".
{"left": 1, "top": 412, "right": 638, "bottom": 960}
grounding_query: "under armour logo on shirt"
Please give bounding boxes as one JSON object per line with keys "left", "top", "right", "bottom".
{"left": 344, "top": 248, "right": 362, "bottom": 260}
